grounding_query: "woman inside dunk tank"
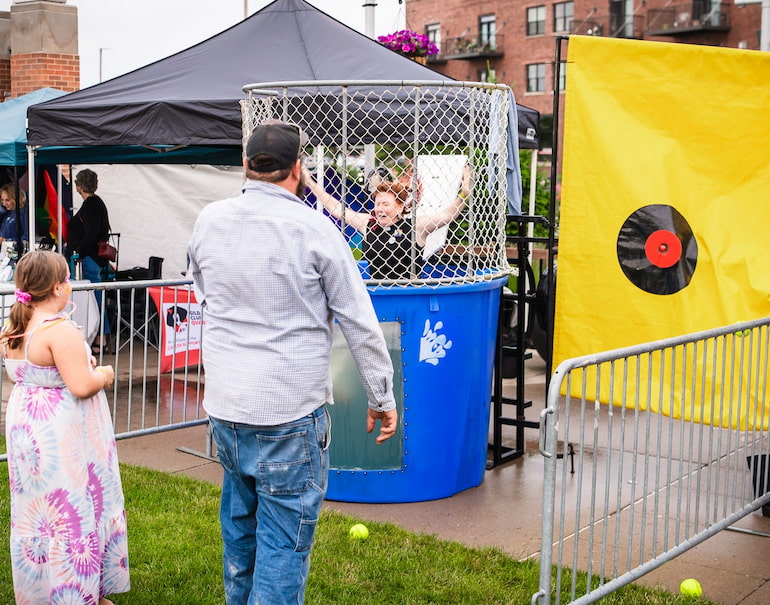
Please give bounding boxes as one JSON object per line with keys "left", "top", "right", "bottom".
{"left": 304, "top": 155, "right": 470, "bottom": 281}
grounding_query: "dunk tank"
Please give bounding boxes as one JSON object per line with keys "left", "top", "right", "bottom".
{"left": 242, "top": 80, "right": 521, "bottom": 502}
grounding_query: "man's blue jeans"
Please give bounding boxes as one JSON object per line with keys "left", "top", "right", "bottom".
{"left": 209, "top": 406, "right": 330, "bottom": 605}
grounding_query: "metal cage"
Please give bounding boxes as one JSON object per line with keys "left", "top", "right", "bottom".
{"left": 242, "top": 80, "right": 515, "bottom": 289}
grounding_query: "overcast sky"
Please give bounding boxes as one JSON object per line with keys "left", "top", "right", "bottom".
{"left": 1, "top": 0, "right": 406, "bottom": 87}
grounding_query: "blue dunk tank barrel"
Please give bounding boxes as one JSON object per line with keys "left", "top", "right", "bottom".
{"left": 326, "top": 276, "right": 507, "bottom": 503}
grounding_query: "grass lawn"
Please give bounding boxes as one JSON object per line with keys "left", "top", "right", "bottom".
{"left": 0, "top": 462, "right": 711, "bottom": 604}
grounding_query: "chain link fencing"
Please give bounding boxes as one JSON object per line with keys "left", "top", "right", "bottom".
{"left": 242, "top": 80, "right": 515, "bottom": 288}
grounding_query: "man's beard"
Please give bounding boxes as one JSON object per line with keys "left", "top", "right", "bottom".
{"left": 295, "top": 169, "right": 306, "bottom": 198}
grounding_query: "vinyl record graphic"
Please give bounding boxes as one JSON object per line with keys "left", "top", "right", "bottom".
{"left": 617, "top": 204, "right": 697, "bottom": 295}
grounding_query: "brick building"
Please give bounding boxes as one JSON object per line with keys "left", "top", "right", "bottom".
{"left": 0, "top": 0, "right": 80, "bottom": 101}
{"left": 405, "top": 0, "right": 762, "bottom": 136}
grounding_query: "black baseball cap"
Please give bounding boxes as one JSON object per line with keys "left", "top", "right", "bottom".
{"left": 245, "top": 119, "right": 308, "bottom": 172}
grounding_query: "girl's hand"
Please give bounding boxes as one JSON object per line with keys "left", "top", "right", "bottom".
{"left": 95, "top": 365, "right": 115, "bottom": 389}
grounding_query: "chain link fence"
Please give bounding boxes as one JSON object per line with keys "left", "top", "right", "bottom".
{"left": 242, "top": 80, "right": 514, "bottom": 288}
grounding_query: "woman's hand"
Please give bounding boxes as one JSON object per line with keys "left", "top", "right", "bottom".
{"left": 460, "top": 164, "right": 471, "bottom": 199}
{"left": 302, "top": 166, "right": 317, "bottom": 188}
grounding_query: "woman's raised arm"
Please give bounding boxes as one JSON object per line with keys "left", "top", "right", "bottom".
{"left": 303, "top": 167, "right": 371, "bottom": 234}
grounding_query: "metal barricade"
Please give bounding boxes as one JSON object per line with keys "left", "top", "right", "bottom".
{"left": 0, "top": 278, "right": 207, "bottom": 464}
{"left": 533, "top": 318, "right": 770, "bottom": 604}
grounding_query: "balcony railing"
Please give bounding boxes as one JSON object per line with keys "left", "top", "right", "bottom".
{"left": 439, "top": 34, "right": 505, "bottom": 60}
{"left": 571, "top": 14, "right": 645, "bottom": 39}
{"left": 647, "top": 2, "right": 731, "bottom": 35}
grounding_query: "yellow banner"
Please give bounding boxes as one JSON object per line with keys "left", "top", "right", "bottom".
{"left": 554, "top": 36, "right": 770, "bottom": 428}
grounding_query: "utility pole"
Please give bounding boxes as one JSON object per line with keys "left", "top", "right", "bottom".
{"left": 99, "top": 47, "right": 110, "bottom": 82}
{"left": 363, "top": 1, "right": 377, "bottom": 37}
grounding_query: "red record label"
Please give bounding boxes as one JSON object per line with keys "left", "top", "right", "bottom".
{"left": 644, "top": 230, "right": 682, "bottom": 268}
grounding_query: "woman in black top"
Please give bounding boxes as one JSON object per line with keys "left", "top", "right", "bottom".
{"left": 305, "top": 166, "right": 469, "bottom": 280}
{"left": 67, "top": 169, "right": 112, "bottom": 352}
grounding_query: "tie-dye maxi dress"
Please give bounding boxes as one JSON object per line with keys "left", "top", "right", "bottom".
{"left": 4, "top": 317, "right": 130, "bottom": 604}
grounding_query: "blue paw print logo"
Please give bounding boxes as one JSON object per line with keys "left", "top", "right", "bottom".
{"left": 419, "top": 319, "right": 452, "bottom": 366}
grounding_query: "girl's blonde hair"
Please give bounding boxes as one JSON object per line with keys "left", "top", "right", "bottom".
{"left": 1, "top": 251, "right": 68, "bottom": 350}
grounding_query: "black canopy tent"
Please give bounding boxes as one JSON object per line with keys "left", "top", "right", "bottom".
{"left": 27, "top": 0, "right": 538, "bottom": 157}
{"left": 25, "top": 0, "right": 539, "bottom": 224}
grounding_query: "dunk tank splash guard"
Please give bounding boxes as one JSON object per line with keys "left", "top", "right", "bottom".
{"left": 242, "top": 80, "right": 520, "bottom": 502}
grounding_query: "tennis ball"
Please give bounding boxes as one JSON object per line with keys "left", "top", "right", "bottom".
{"left": 679, "top": 578, "right": 702, "bottom": 597}
{"left": 349, "top": 523, "right": 369, "bottom": 540}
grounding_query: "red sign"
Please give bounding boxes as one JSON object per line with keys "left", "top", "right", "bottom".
{"left": 148, "top": 286, "right": 204, "bottom": 373}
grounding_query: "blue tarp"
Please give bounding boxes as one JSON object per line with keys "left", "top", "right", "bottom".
{"left": 0, "top": 88, "right": 67, "bottom": 166}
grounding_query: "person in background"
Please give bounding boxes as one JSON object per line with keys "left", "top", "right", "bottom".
{"left": 67, "top": 168, "right": 112, "bottom": 354}
{"left": 188, "top": 120, "right": 398, "bottom": 605}
{"left": 1, "top": 250, "right": 130, "bottom": 605}
{"left": 304, "top": 164, "right": 470, "bottom": 280}
{"left": 0, "top": 183, "right": 30, "bottom": 248}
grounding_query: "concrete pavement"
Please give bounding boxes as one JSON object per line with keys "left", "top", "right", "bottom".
{"left": 115, "top": 353, "right": 770, "bottom": 605}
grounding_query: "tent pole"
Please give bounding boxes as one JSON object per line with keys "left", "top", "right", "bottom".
{"left": 57, "top": 167, "right": 63, "bottom": 249}
{"left": 13, "top": 166, "right": 22, "bottom": 254}
{"left": 27, "top": 145, "right": 36, "bottom": 254}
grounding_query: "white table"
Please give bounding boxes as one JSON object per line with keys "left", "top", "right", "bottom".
{"left": 70, "top": 280, "right": 101, "bottom": 345}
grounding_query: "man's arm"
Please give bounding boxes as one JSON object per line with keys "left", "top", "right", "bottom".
{"left": 317, "top": 221, "right": 398, "bottom": 442}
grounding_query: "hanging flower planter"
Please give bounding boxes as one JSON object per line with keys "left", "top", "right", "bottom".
{"left": 377, "top": 29, "right": 439, "bottom": 61}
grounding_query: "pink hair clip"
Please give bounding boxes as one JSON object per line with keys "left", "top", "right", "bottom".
{"left": 14, "top": 289, "right": 32, "bottom": 304}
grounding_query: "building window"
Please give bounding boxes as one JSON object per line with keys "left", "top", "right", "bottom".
{"left": 527, "top": 6, "right": 546, "bottom": 36}
{"left": 694, "top": 0, "right": 723, "bottom": 26}
{"left": 610, "top": 0, "right": 634, "bottom": 37}
{"left": 526, "top": 63, "right": 546, "bottom": 93}
{"left": 558, "top": 61, "right": 567, "bottom": 91}
{"left": 479, "top": 14, "right": 496, "bottom": 50}
{"left": 426, "top": 23, "right": 441, "bottom": 52}
{"left": 554, "top": 1, "right": 574, "bottom": 33}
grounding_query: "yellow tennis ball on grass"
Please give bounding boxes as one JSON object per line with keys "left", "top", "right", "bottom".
{"left": 679, "top": 578, "right": 702, "bottom": 597}
{"left": 349, "top": 523, "right": 369, "bottom": 540}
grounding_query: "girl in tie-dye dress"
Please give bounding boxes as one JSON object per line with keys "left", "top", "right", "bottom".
{"left": 3, "top": 250, "right": 130, "bottom": 605}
